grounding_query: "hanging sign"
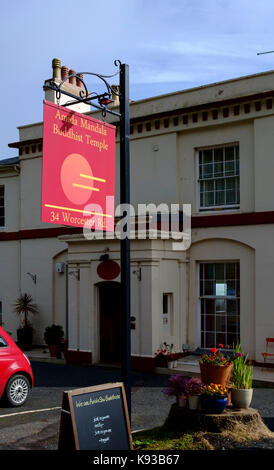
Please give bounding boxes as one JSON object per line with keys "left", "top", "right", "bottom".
{"left": 58, "top": 382, "right": 133, "bottom": 450}
{"left": 41, "top": 100, "right": 116, "bottom": 231}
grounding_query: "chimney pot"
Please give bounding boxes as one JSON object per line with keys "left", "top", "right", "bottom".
{"left": 61, "top": 66, "right": 69, "bottom": 81}
{"left": 69, "top": 69, "right": 76, "bottom": 85}
{"left": 52, "top": 58, "right": 61, "bottom": 80}
{"left": 76, "top": 73, "right": 83, "bottom": 87}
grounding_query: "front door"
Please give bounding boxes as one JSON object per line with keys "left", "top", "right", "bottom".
{"left": 98, "top": 282, "right": 121, "bottom": 363}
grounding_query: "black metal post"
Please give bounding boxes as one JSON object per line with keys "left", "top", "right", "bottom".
{"left": 119, "top": 63, "right": 131, "bottom": 419}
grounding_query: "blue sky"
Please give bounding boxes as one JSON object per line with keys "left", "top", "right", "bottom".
{"left": 1, "top": 0, "right": 274, "bottom": 158}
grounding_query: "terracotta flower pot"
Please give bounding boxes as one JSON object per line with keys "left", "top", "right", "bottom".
{"left": 199, "top": 362, "right": 233, "bottom": 387}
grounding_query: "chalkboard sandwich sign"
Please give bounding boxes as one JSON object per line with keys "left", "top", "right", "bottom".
{"left": 59, "top": 382, "right": 133, "bottom": 450}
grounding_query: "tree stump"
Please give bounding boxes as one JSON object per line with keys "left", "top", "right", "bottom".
{"left": 164, "top": 403, "right": 267, "bottom": 434}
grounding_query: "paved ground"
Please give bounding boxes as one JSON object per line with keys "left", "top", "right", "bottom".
{"left": 0, "top": 360, "right": 274, "bottom": 450}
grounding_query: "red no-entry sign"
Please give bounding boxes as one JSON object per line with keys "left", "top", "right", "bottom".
{"left": 41, "top": 101, "right": 115, "bottom": 231}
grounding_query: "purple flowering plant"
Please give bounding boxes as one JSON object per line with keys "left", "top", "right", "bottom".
{"left": 184, "top": 377, "right": 203, "bottom": 397}
{"left": 163, "top": 375, "right": 204, "bottom": 397}
{"left": 162, "top": 375, "right": 191, "bottom": 397}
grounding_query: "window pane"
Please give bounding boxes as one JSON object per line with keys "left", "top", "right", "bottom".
{"left": 205, "top": 298, "right": 215, "bottom": 314}
{"left": 227, "top": 333, "right": 239, "bottom": 349}
{"left": 215, "top": 299, "right": 226, "bottom": 313}
{"left": 204, "top": 191, "right": 214, "bottom": 206}
{"left": 215, "top": 264, "right": 225, "bottom": 280}
{"left": 215, "top": 282, "right": 227, "bottom": 296}
{"left": 215, "top": 190, "right": 225, "bottom": 205}
{"left": 203, "top": 149, "right": 213, "bottom": 164}
{"left": 225, "top": 161, "right": 235, "bottom": 176}
{"left": 214, "top": 148, "right": 223, "bottom": 162}
{"left": 204, "top": 280, "right": 214, "bottom": 295}
{"left": 227, "top": 281, "right": 236, "bottom": 296}
{"left": 203, "top": 264, "right": 214, "bottom": 280}
{"left": 235, "top": 145, "right": 239, "bottom": 160}
{"left": 216, "top": 179, "right": 225, "bottom": 191}
{"left": 205, "top": 315, "right": 215, "bottom": 330}
{"left": 216, "top": 333, "right": 226, "bottom": 346}
{"left": 204, "top": 180, "right": 214, "bottom": 191}
{"left": 225, "top": 146, "right": 234, "bottom": 161}
{"left": 226, "top": 263, "right": 236, "bottom": 279}
{"left": 214, "top": 162, "right": 223, "bottom": 176}
{"left": 203, "top": 163, "right": 213, "bottom": 178}
{"left": 216, "top": 316, "right": 226, "bottom": 332}
{"left": 227, "top": 315, "right": 237, "bottom": 332}
{"left": 227, "top": 299, "right": 237, "bottom": 315}
{"left": 226, "top": 189, "right": 237, "bottom": 204}
{"left": 205, "top": 332, "right": 215, "bottom": 348}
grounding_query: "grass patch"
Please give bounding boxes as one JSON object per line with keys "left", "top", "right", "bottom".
{"left": 132, "top": 421, "right": 274, "bottom": 451}
{"left": 133, "top": 427, "right": 211, "bottom": 450}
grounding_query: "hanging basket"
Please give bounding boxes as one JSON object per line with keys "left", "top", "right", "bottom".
{"left": 199, "top": 362, "right": 233, "bottom": 387}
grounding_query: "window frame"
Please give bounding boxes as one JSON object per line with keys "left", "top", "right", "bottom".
{"left": 197, "top": 143, "right": 240, "bottom": 212}
{"left": 199, "top": 261, "right": 240, "bottom": 349}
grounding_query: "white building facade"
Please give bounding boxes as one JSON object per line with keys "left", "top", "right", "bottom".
{"left": 1, "top": 63, "right": 274, "bottom": 369}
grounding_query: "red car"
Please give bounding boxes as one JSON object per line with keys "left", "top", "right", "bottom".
{"left": 0, "top": 326, "right": 34, "bottom": 406}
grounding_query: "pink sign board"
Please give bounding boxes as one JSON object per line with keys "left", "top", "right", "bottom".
{"left": 41, "top": 100, "right": 115, "bottom": 231}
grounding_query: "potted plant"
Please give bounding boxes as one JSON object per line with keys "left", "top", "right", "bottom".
{"left": 154, "top": 342, "right": 174, "bottom": 367}
{"left": 162, "top": 374, "right": 191, "bottom": 406}
{"left": 44, "top": 324, "right": 64, "bottom": 358}
{"left": 199, "top": 344, "right": 233, "bottom": 387}
{"left": 14, "top": 293, "right": 39, "bottom": 350}
{"left": 230, "top": 343, "right": 253, "bottom": 409}
{"left": 200, "top": 383, "right": 228, "bottom": 414}
{"left": 184, "top": 377, "right": 203, "bottom": 410}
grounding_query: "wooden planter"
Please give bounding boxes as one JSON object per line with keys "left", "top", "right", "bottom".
{"left": 199, "top": 362, "right": 233, "bottom": 387}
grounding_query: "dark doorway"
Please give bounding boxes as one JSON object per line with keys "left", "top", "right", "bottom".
{"left": 98, "top": 281, "right": 121, "bottom": 363}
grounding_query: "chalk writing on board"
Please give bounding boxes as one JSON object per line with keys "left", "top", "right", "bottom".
{"left": 59, "top": 383, "right": 132, "bottom": 450}
{"left": 75, "top": 393, "right": 120, "bottom": 408}
{"left": 93, "top": 415, "right": 112, "bottom": 445}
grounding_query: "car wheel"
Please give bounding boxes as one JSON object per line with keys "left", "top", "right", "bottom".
{"left": 5, "top": 374, "right": 30, "bottom": 407}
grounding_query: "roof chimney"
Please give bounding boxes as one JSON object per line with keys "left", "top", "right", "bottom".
{"left": 44, "top": 58, "right": 91, "bottom": 112}
{"left": 61, "top": 66, "right": 69, "bottom": 81}
{"left": 69, "top": 69, "right": 76, "bottom": 85}
{"left": 52, "top": 58, "right": 61, "bottom": 80}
